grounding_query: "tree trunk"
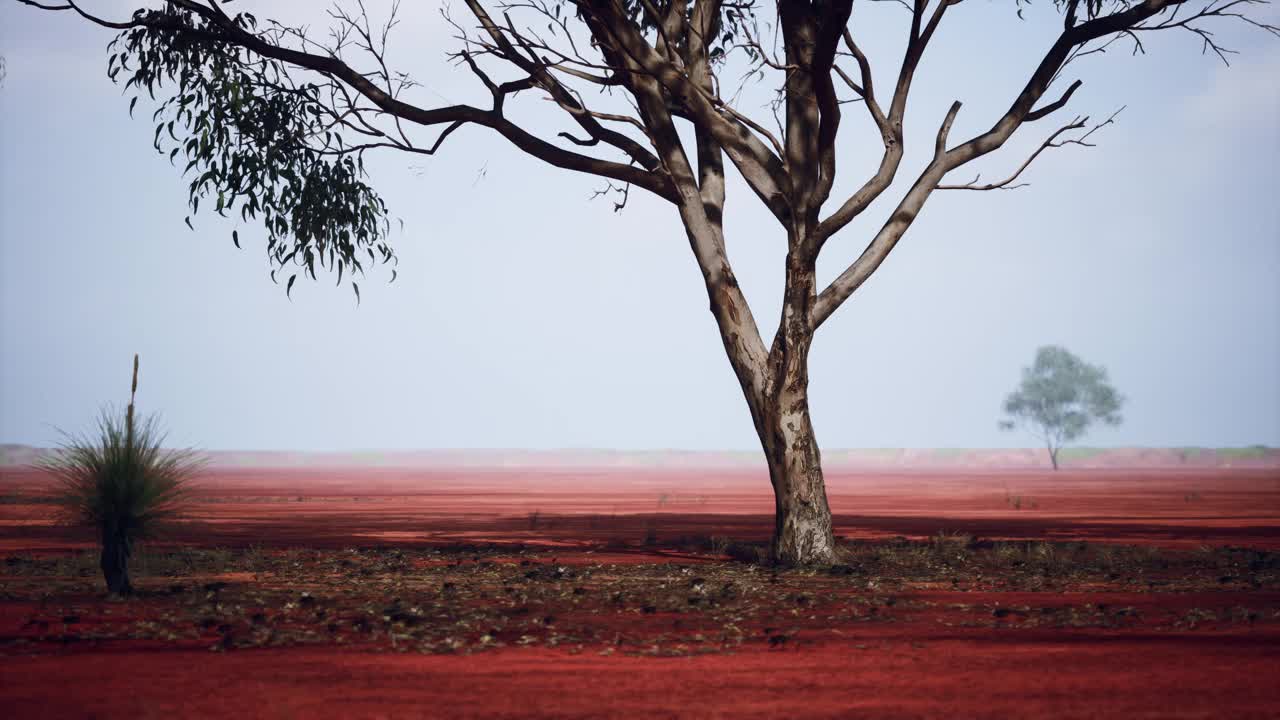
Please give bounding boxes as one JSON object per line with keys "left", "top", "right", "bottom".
{"left": 761, "top": 396, "right": 835, "bottom": 565}
{"left": 757, "top": 247, "right": 835, "bottom": 566}
{"left": 675, "top": 179, "right": 837, "bottom": 564}
{"left": 101, "top": 529, "right": 132, "bottom": 596}
{"left": 1048, "top": 445, "right": 1060, "bottom": 471}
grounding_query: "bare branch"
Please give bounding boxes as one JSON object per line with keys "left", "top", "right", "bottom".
{"left": 459, "top": 0, "right": 662, "bottom": 171}
{"left": 938, "top": 108, "right": 1122, "bottom": 191}
{"left": 589, "top": 180, "right": 631, "bottom": 212}
{"left": 812, "top": 0, "right": 1280, "bottom": 328}
{"left": 1132, "top": 0, "right": 1280, "bottom": 64}
{"left": 16, "top": 0, "right": 139, "bottom": 29}
{"left": 1025, "top": 78, "right": 1083, "bottom": 122}
{"left": 815, "top": 0, "right": 956, "bottom": 246}
{"left": 934, "top": 100, "right": 963, "bottom": 157}
{"left": 940, "top": 118, "right": 1082, "bottom": 191}
{"left": 578, "top": 0, "right": 794, "bottom": 224}
{"left": 838, "top": 28, "right": 889, "bottom": 132}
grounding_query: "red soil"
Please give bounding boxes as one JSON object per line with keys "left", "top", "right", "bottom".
{"left": 4, "top": 628, "right": 1277, "bottom": 720}
{"left": 4, "top": 466, "right": 1277, "bottom": 551}
{"left": 2, "top": 466, "right": 1278, "bottom": 718}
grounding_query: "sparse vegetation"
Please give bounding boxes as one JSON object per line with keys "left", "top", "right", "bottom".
{"left": 37, "top": 355, "right": 202, "bottom": 595}
{"left": 1179, "top": 447, "right": 1206, "bottom": 462}
{"left": 1216, "top": 446, "right": 1271, "bottom": 461}
{"left": 642, "top": 520, "right": 659, "bottom": 547}
{"left": 1002, "top": 489, "right": 1038, "bottom": 511}
{"left": 2, "top": 540, "right": 1275, "bottom": 656}
{"left": 654, "top": 493, "right": 710, "bottom": 508}
{"left": 1057, "top": 447, "right": 1108, "bottom": 461}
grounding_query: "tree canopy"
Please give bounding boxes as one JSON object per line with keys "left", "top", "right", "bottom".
{"left": 21, "top": 0, "right": 1275, "bottom": 306}
{"left": 999, "top": 345, "right": 1124, "bottom": 469}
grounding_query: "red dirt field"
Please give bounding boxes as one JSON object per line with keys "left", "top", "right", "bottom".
{"left": 4, "top": 466, "right": 1279, "bottom": 551}
{"left": 2, "top": 466, "right": 1279, "bottom": 718}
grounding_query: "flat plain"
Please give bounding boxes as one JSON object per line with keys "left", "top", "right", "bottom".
{"left": 2, "top": 464, "right": 1277, "bottom": 718}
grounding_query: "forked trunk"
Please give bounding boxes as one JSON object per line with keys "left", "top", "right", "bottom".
{"left": 683, "top": 201, "right": 837, "bottom": 564}
{"left": 101, "top": 529, "right": 132, "bottom": 596}
{"left": 757, "top": 249, "right": 835, "bottom": 566}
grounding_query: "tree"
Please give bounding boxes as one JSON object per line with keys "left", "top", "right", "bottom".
{"left": 40, "top": 355, "right": 202, "bottom": 595}
{"left": 14, "top": 0, "right": 1276, "bottom": 564}
{"left": 999, "top": 345, "right": 1124, "bottom": 470}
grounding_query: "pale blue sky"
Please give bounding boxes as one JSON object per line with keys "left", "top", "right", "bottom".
{"left": 1, "top": 1, "right": 1277, "bottom": 451}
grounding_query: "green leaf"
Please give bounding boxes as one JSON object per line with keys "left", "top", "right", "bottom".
{"left": 286, "top": 274, "right": 297, "bottom": 299}
{"left": 232, "top": 230, "right": 240, "bottom": 249}
{"left": 105, "top": 16, "right": 397, "bottom": 294}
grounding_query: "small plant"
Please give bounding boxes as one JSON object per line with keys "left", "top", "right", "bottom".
{"left": 723, "top": 540, "right": 766, "bottom": 564}
{"left": 931, "top": 530, "right": 973, "bottom": 549}
{"left": 643, "top": 520, "right": 659, "bottom": 546}
{"left": 709, "top": 536, "right": 732, "bottom": 556}
{"left": 39, "top": 354, "right": 202, "bottom": 595}
{"left": 1003, "top": 494, "right": 1037, "bottom": 511}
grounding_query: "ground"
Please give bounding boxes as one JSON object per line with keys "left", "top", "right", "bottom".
{"left": 1, "top": 466, "right": 1278, "bottom": 718}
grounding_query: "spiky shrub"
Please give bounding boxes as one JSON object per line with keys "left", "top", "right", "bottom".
{"left": 40, "top": 355, "right": 201, "bottom": 595}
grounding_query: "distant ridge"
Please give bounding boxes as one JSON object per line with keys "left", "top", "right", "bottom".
{"left": 1, "top": 444, "right": 1276, "bottom": 470}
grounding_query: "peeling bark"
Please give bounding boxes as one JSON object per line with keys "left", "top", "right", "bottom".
{"left": 758, "top": 243, "right": 835, "bottom": 566}
{"left": 762, "top": 396, "right": 835, "bottom": 566}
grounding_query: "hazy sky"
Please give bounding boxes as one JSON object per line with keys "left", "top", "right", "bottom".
{"left": 1, "top": 1, "right": 1277, "bottom": 451}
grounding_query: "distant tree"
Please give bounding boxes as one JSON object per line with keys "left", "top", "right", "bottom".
{"left": 40, "top": 355, "right": 202, "bottom": 595}
{"left": 14, "top": 0, "right": 1276, "bottom": 563}
{"left": 999, "top": 346, "right": 1123, "bottom": 470}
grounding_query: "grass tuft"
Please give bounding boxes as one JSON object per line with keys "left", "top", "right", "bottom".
{"left": 36, "top": 354, "right": 202, "bottom": 594}
{"left": 41, "top": 410, "right": 201, "bottom": 541}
